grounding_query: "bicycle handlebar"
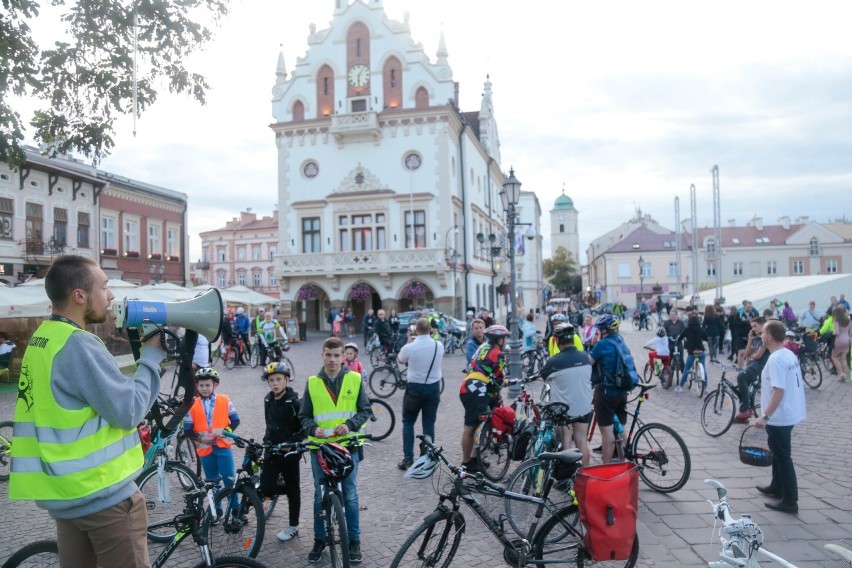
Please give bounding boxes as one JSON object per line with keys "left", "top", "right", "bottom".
{"left": 415, "top": 434, "right": 505, "bottom": 494}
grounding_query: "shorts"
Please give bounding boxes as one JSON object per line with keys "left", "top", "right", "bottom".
{"left": 592, "top": 389, "right": 627, "bottom": 428}
{"left": 460, "top": 392, "right": 489, "bottom": 427}
{"left": 568, "top": 411, "right": 593, "bottom": 425}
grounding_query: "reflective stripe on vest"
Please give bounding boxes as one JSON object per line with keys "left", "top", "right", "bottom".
{"left": 549, "top": 335, "right": 585, "bottom": 356}
{"left": 188, "top": 394, "right": 233, "bottom": 457}
{"left": 307, "top": 371, "right": 363, "bottom": 444}
{"left": 9, "top": 321, "right": 142, "bottom": 501}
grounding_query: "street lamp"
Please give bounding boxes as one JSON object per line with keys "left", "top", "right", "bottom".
{"left": 149, "top": 261, "right": 165, "bottom": 284}
{"left": 445, "top": 225, "right": 461, "bottom": 314}
{"left": 638, "top": 255, "right": 645, "bottom": 300}
{"left": 499, "top": 167, "right": 523, "bottom": 389}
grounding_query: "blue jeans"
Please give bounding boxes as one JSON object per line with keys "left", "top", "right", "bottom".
{"left": 680, "top": 353, "right": 706, "bottom": 386}
{"left": 310, "top": 449, "right": 360, "bottom": 543}
{"left": 402, "top": 382, "right": 441, "bottom": 461}
{"left": 199, "top": 446, "right": 236, "bottom": 489}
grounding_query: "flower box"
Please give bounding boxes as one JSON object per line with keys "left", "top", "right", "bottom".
{"left": 124, "top": 251, "right": 140, "bottom": 259}
{"left": 167, "top": 255, "right": 180, "bottom": 262}
{"left": 148, "top": 253, "right": 162, "bottom": 260}
{"left": 101, "top": 248, "right": 117, "bottom": 256}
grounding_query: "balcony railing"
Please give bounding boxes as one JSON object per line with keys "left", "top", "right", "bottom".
{"left": 276, "top": 248, "right": 447, "bottom": 276}
{"left": 331, "top": 111, "right": 381, "bottom": 143}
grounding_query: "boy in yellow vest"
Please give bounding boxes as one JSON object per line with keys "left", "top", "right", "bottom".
{"left": 10, "top": 254, "right": 165, "bottom": 567}
{"left": 299, "top": 337, "right": 372, "bottom": 564}
{"left": 185, "top": 368, "right": 241, "bottom": 496}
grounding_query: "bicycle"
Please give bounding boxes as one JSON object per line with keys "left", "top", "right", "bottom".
{"left": 504, "top": 401, "right": 578, "bottom": 539}
{"left": 391, "top": 434, "right": 639, "bottom": 567}
{"left": 365, "top": 333, "right": 384, "bottom": 368}
{"left": 793, "top": 330, "right": 823, "bottom": 389}
{"left": 701, "top": 362, "right": 762, "bottom": 438}
{"left": 684, "top": 350, "right": 707, "bottom": 398}
{"left": 0, "top": 420, "right": 12, "bottom": 482}
{"left": 2, "top": 482, "right": 271, "bottom": 568}
{"left": 703, "top": 479, "right": 852, "bottom": 567}
{"left": 642, "top": 347, "right": 672, "bottom": 389}
{"left": 224, "top": 337, "right": 250, "bottom": 369}
{"left": 588, "top": 383, "right": 691, "bottom": 493}
{"left": 474, "top": 377, "right": 540, "bottom": 481}
{"left": 282, "top": 438, "right": 368, "bottom": 568}
{"left": 369, "top": 353, "right": 443, "bottom": 398}
{"left": 667, "top": 336, "right": 683, "bottom": 390}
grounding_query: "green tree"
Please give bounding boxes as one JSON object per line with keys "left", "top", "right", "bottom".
{"left": 0, "top": 0, "right": 228, "bottom": 168}
{"left": 543, "top": 246, "right": 578, "bottom": 295}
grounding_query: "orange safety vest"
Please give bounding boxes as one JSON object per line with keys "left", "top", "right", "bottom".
{"left": 188, "top": 394, "right": 234, "bottom": 457}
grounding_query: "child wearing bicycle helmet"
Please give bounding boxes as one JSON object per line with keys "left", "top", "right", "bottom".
{"left": 260, "top": 362, "right": 305, "bottom": 541}
{"left": 343, "top": 342, "right": 366, "bottom": 380}
{"left": 184, "top": 368, "right": 240, "bottom": 498}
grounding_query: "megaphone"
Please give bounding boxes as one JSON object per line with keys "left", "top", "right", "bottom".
{"left": 112, "top": 288, "right": 223, "bottom": 343}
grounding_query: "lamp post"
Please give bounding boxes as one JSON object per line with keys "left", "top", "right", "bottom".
{"left": 445, "top": 225, "right": 461, "bottom": 314}
{"left": 638, "top": 255, "right": 645, "bottom": 301}
{"left": 500, "top": 167, "right": 523, "bottom": 387}
{"left": 149, "top": 261, "right": 165, "bottom": 284}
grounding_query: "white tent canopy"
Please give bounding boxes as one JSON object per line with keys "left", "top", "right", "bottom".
{"left": 219, "top": 285, "right": 279, "bottom": 307}
{"left": 0, "top": 285, "right": 52, "bottom": 318}
{"left": 678, "top": 274, "right": 852, "bottom": 313}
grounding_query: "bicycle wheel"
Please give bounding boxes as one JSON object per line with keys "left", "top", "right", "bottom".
{"left": 801, "top": 358, "right": 822, "bottom": 389}
{"left": 532, "top": 506, "right": 638, "bottom": 567}
{"left": 367, "top": 398, "right": 395, "bottom": 441}
{"left": 136, "top": 461, "right": 200, "bottom": 542}
{"left": 0, "top": 420, "right": 13, "bottom": 481}
{"left": 210, "top": 343, "right": 221, "bottom": 367}
{"left": 751, "top": 383, "right": 762, "bottom": 417}
{"left": 249, "top": 343, "right": 260, "bottom": 368}
{"left": 369, "top": 347, "right": 385, "bottom": 368}
{"left": 211, "top": 484, "right": 265, "bottom": 558}
{"left": 261, "top": 493, "right": 279, "bottom": 521}
{"left": 368, "top": 365, "right": 399, "bottom": 398}
{"left": 642, "top": 362, "right": 653, "bottom": 384}
{"left": 540, "top": 381, "right": 551, "bottom": 403}
{"left": 690, "top": 363, "right": 705, "bottom": 398}
{"left": 631, "top": 317, "right": 640, "bottom": 331}
{"left": 670, "top": 357, "right": 681, "bottom": 390}
{"left": 476, "top": 418, "right": 511, "bottom": 482}
{"left": 630, "top": 423, "right": 690, "bottom": 493}
{"left": 1, "top": 539, "right": 59, "bottom": 568}
{"left": 390, "top": 510, "right": 464, "bottom": 568}
{"left": 325, "top": 492, "right": 350, "bottom": 568}
{"left": 700, "top": 388, "right": 736, "bottom": 437}
{"left": 504, "top": 458, "right": 576, "bottom": 539}
{"left": 191, "top": 556, "right": 269, "bottom": 568}
{"left": 225, "top": 347, "right": 237, "bottom": 370}
{"left": 277, "top": 355, "right": 296, "bottom": 380}
{"left": 176, "top": 433, "right": 202, "bottom": 480}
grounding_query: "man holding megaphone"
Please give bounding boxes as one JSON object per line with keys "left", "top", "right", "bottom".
{"left": 9, "top": 254, "right": 166, "bottom": 568}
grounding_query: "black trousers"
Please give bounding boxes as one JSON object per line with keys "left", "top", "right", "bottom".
{"left": 766, "top": 424, "right": 797, "bottom": 505}
{"left": 259, "top": 453, "right": 301, "bottom": 527}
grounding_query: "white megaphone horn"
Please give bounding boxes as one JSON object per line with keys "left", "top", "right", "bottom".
{"left": 112, "top": 288, "right": 223, "bottom": 342}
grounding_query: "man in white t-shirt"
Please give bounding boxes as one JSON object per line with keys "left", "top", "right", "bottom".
{"left": 753, "top": 320, "right": 806, "bottom": 515}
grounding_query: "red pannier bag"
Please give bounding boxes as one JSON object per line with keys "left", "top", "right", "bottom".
{"left": 490, "top": 406, "right": 516, "bottom": 439}
{"left": 574, "top": 462, "right": 639, "bottom": 561}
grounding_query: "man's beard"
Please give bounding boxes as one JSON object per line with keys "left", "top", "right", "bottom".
{"left": 84, "top": 298, "right": 107, "bottom": 325}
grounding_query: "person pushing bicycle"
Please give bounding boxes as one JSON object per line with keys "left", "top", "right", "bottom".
{"left": 258, "top": 310, "right": 289, "bottom": 364}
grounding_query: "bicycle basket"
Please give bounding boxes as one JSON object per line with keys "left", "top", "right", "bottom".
{"left": 738, "top": 425, "right": 773, "bottom": 467}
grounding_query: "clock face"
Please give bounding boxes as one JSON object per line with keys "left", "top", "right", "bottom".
{"left": 404, "top": 153, "right": 422, "bottom": 171}
{"left": 348, "top": 64, "right": 370, "bottom": 88}
{"left": 558, "top": 215, "right": 565, "bottom": 222}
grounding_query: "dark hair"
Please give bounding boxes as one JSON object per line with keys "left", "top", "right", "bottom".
{"left": 763, "top": 320, "right": 786, "bottom": 343}
{"left": 704, "top": 305, "right": 715, "bottom": 318}
{"left": 323, "top": 337, "right": 344, "bottom": 351}
{"left": 44, "top": 254, "right": 99, "bottom": 309}
{"left": 687, "top": 315, "right": 701, "bottom": 328}
{"left": 750, "top": 316, "right": 766, "bottom": 326}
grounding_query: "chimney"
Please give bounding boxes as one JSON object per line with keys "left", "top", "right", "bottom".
{"left": 240, "top": 211, "right": 258, "bottom": 225}
{"left": 795, "top": 215, "right": 809, "bottom": 224}
{"left": 778, "top": 216, "right": 790, "bottom": 230}
{"left": 748, "top": 216, "right": 763, "bottom": 231}
{"left": 728, "top": 218, "right": 737, "bottom": 227}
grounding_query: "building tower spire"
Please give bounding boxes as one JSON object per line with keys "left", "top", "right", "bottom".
{"left": 436, "top": 29, "right": 448, "bottom": 64}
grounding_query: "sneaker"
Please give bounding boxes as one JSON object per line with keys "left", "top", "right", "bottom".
{"left": 308, "top": 540, "right": 326, "bottom": 563}
{"left": 674, "top": 385, "right": 682, "bottom": 393}
{"left": 349, "top": 542, "right": 363, "bottom": 564}
{"left": 462, "top": 460, "right": 480, "bottom": 473}
{"left": 734, "top": 411, "right": 751, "bottom": 423}
{"left": 398, "top": 458, "right": 414, "bottom": 470}
{"left": 276, "top": 526, "right": 299, "bottom": 541}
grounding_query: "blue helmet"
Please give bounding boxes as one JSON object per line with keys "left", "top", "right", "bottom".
{"left": 594, "top": 314, "right": 620, "bottom": 333}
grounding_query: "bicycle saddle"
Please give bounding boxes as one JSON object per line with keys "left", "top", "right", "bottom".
{"left": 538, "top": 448, "right": 583, "bottom": 465}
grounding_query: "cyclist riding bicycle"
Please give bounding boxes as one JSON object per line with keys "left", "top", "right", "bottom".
{"left": 676, "top": 315, "right": 709, "bottom": 392}
{"left": 643, "top": 327, "right": 671, "bottom": 376}
{"left": 233, "top": 307, "right": 251, "bottom": 366}
{"left": 459, "top": 325, "right": 509, "bottom": 472}
{"left": 662, "top": 310, "right": 687, "bottom": 368}
{"left": 735, "top": 316, "right": 769, "bottom": 422}
{"left": 589, "top": 314, "right": 640, "bottom": 464}
{"left": 258, "top": 311, "right": 290, "bottom": 363}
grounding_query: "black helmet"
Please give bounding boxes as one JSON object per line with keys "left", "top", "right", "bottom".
{"left": 484, "top": 325, "right": 510, "bottom": 343}
{"left": 262, "top": 362, "right": 291, "bottom": 381}
{"left": 194, "top": 367, "right": 219, "bottom": 383}
{"left": 656, "top": 327, "right": 666, "bottom": 338}
{"left": 317, "top": 443, "right": 354, "bottom": 481}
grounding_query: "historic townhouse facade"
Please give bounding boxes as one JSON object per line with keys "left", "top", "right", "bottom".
{"left": 0, "top": 148, "right": 187, "bottom": 286}
{"left": 269, "top": 0, "right": 541, "bottom": 329}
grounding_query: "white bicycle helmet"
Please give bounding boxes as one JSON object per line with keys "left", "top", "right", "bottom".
{"left": 404, "top": 453, "right": 439, "bottom": 479}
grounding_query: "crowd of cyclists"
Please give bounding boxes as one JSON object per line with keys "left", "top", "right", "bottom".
{"left": 218, "top": 306, "right": 290, "bottom": 368}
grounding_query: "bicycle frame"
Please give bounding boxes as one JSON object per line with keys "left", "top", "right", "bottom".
{"left": 147, "top": 485, "right": 220, "bottom": 568}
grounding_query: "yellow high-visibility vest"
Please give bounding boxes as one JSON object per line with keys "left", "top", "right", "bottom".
{"left": 307, "top": 371, "right": 363, "bottom": 444}
{"left": 10, "top": 321, "right": 142, "bottom": 501}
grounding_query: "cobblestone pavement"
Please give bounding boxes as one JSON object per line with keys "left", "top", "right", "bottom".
{"left": 2, "top": 324, "right": 851, "bottom": 567}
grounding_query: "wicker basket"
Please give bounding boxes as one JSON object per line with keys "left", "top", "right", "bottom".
{"left": 739, "top": 425, "right": 773, "bottom": 467}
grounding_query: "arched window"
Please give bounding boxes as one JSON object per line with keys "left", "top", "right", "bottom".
{"left": 809, "top": 237, "right": 820, "bottom": 256}
{"left": 559, "top": 224, "right": 565, "bottom": 233}
{"left": 292, "top": 100, "right": 305, "bottom": 122}
{"left": 383, "top": 56, "right": 402, "bottom": 108}
{"left": 415, "top": 86, "right": 429, "bottom": 109}
{"left": 316, "top": 65, "right": 334, "bottom": 116}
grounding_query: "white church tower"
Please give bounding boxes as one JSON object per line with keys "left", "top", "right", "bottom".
{"left": 550, "top": 186, "right": 579, "bottom": 263}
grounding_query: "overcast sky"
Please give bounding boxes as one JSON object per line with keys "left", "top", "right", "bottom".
{"left": 30, "top": 0, "right": 852, "bottom": 263}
